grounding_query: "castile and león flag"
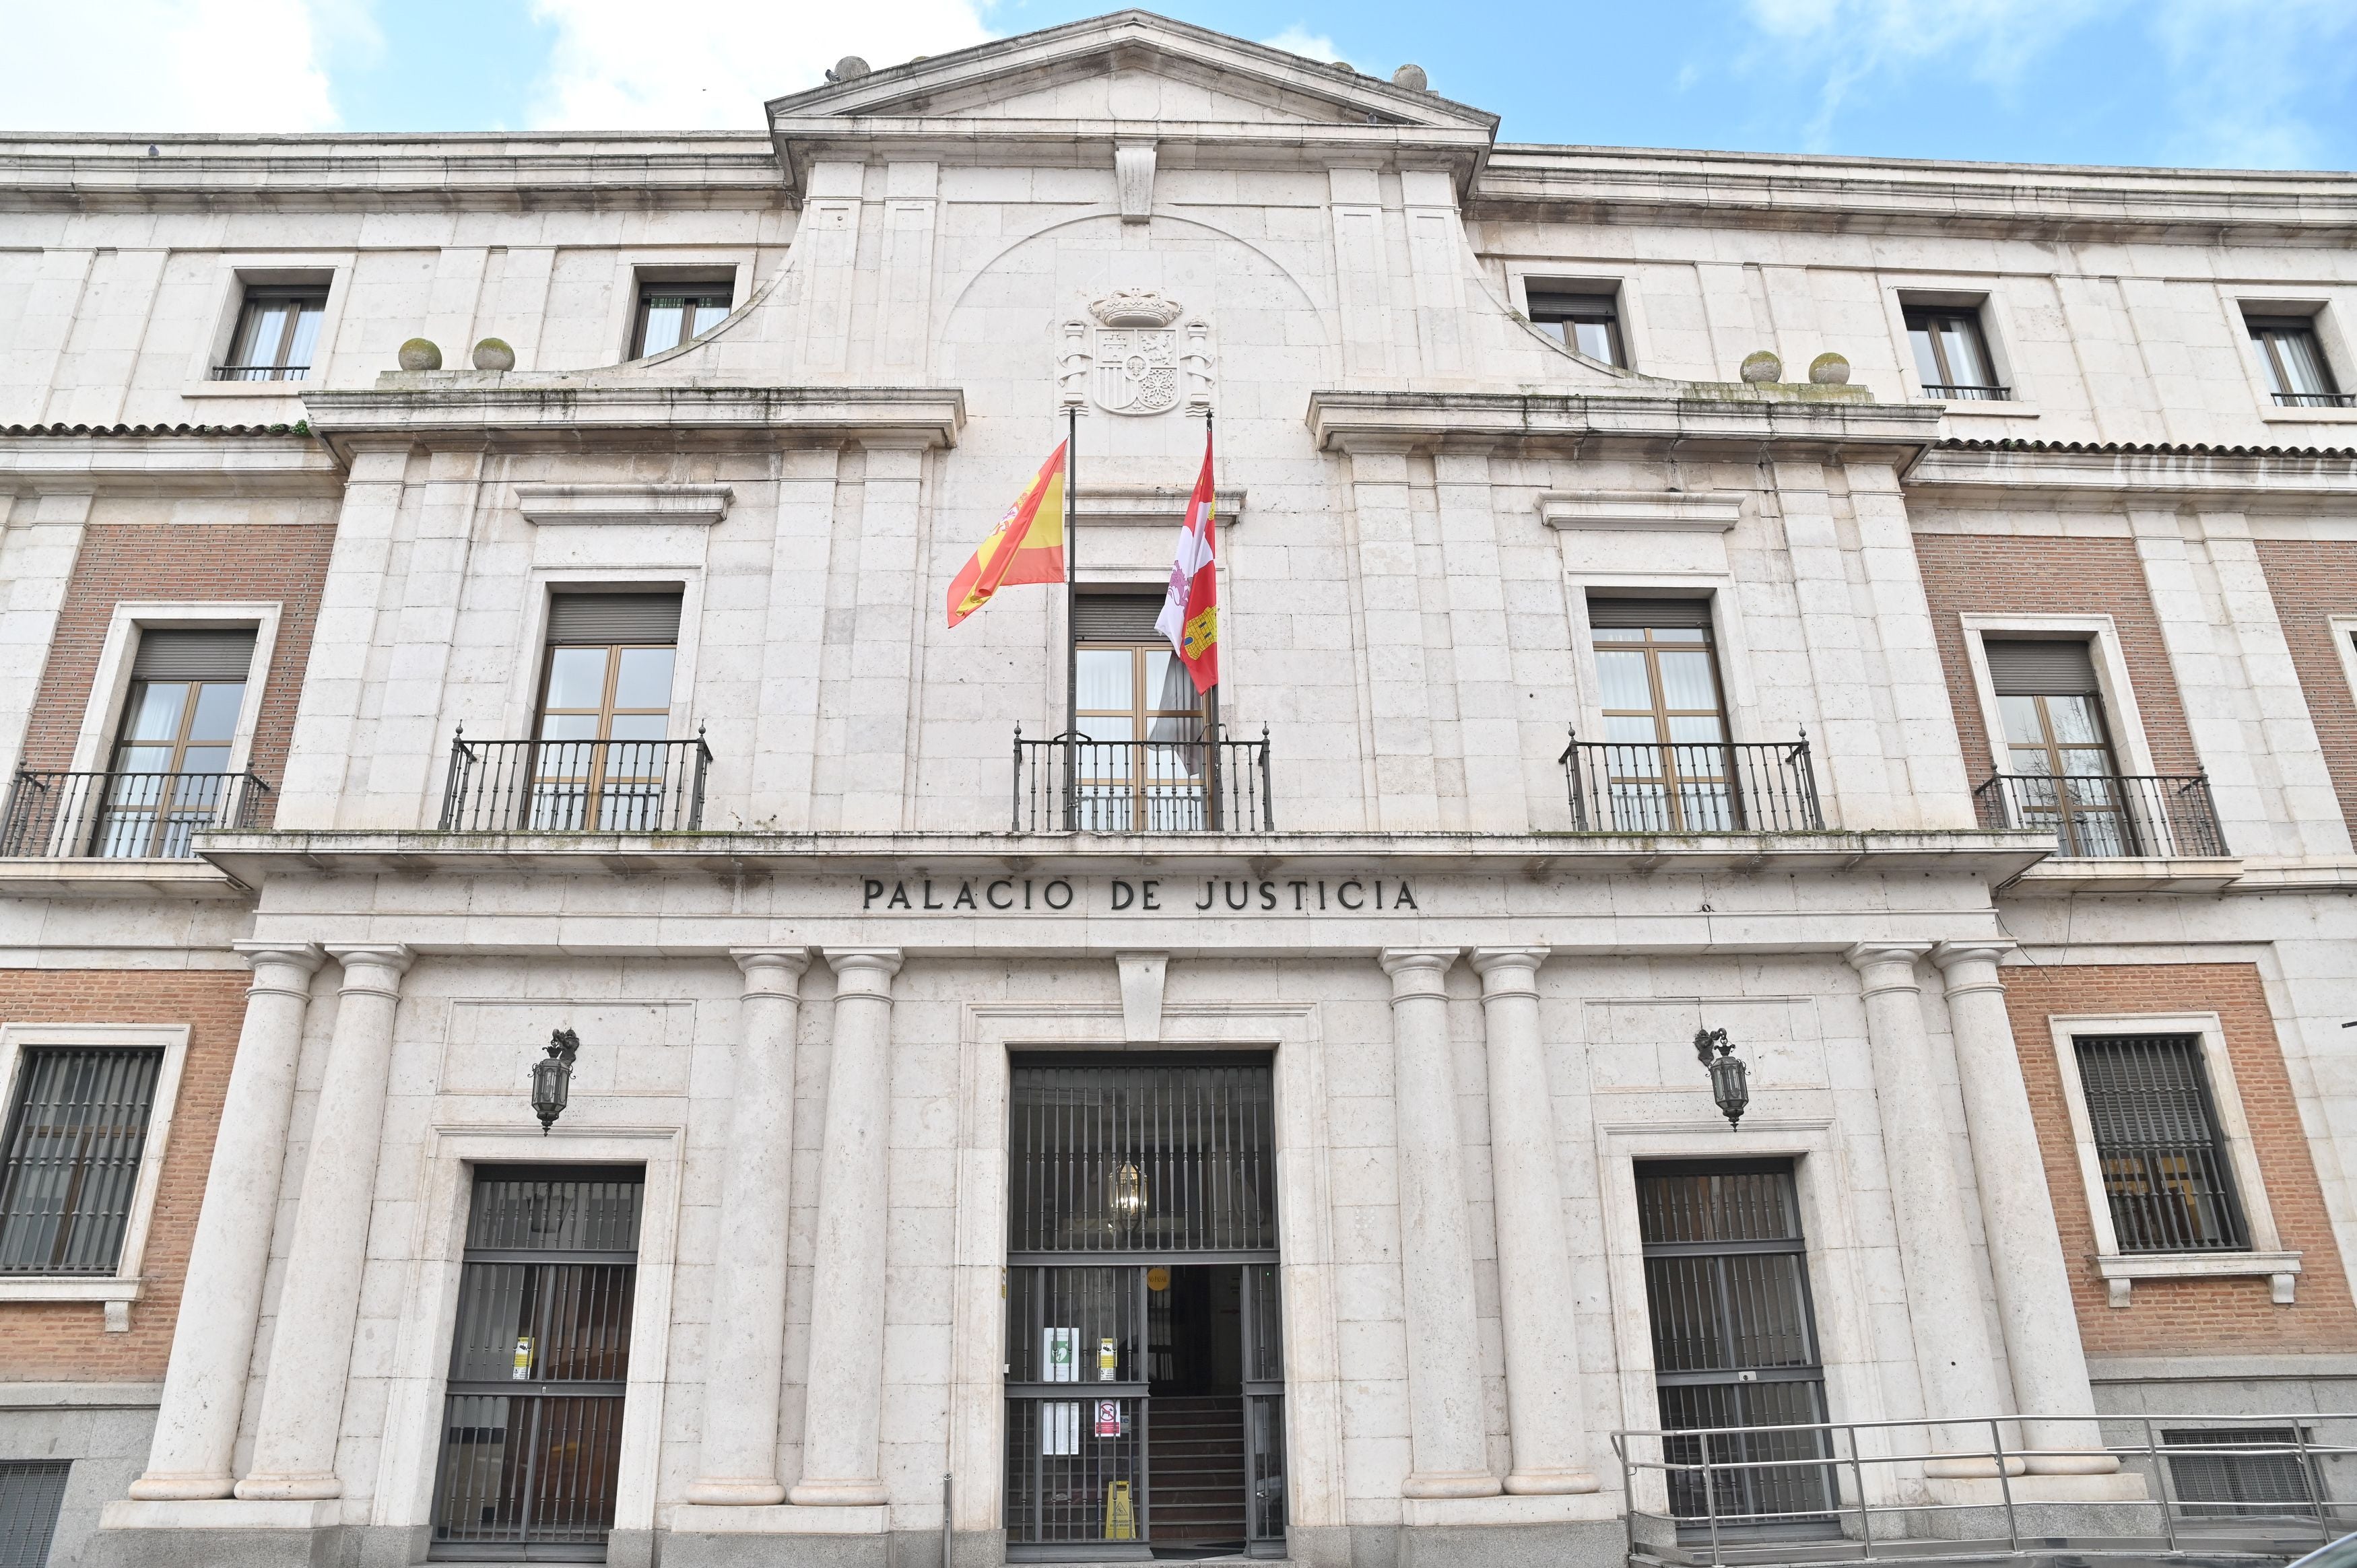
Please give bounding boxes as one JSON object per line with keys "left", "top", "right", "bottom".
{"left": 1155, "top": 428, "right": 1220, "bottom": 692}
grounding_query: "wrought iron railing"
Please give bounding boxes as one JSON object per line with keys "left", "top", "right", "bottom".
{"left": 1615, "top": 1410, "right": 2357, "bottom": 1567}
{"left": 209, "top": 364, "right": 309, "bottom": 382}
{"left": 1560, "top": 735, "right": 1823, "bottom": 833}
{"left": 438, "top": 732, "right": 712, "bottom": 832}
{"left": 1974, "top": 771, "right": 2226, "bottom": 858}
{"left": 1923, "top": 382, "right": 2012, "bottom": 401}
{"left": 0, "top": 770, "right": 269, "bottom": 858}
{"left": 1012, "top": 725, "right": 1272, "bottom": 832}
{"left": 2273, "top": 391, "right": 2357, "bottom": 408}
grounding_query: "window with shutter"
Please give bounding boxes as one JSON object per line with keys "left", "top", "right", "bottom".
{"left": 0, "top": 1462, "right": 70, "bottom": 1568}
{"left": 2073, "top": 1033, "right": 2249, "bottom": 1253}
{"left": 2163, "top": 1429, "right": 2318, "bottom": 1519}
{"left": 1985, "top": 638, "right": 2135, "bottom": 854}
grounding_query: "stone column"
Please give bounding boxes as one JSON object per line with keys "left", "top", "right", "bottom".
{"left": 688, "top": 949, "right": 813, "bottom": 1505}
{"left": 1469, "top": 949, "right": 1597, "bottom": 1495}
{"left": 1380, "top": 949, "right": 1499, "bottom": 1499}
{"left": 1934, "top": 943, "right": 2118, "bottom": 1474}
{"left": 129, "top": 943, "right": 323, "bottom": 1501}
{"left": 235, "top": 944, "right": 414, "bottom": 1500}
{"left": 789, "top": 949, "right": 903, "bottom": 1507}
{"left": 1846, "top": 943, "right": 2011, "bottom": 1474}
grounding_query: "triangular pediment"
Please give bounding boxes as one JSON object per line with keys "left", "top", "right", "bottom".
{"left": 766, "top": 11, "right": 1498, "bottom": 135}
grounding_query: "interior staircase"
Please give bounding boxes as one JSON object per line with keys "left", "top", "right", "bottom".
{"left": 1150, "top": 1394, "right": 1247, "bottom": 1552}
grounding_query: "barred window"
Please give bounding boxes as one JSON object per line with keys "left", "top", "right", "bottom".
{"left": 0, "top": 1461, "right": 69, "bottom": 1568}
{"left": 0, "top": 1048, "right": 164, "bottom": 1274}
{"left": 2164, "top": 1429, "right": 2318, "bottom": 1518}
{"left": 2075, "top": 1033, "right": 2247, "bottom": 1253}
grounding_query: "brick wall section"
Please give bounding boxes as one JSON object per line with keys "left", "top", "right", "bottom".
{"left": 17, "top": 524, "right": 336, "bottom": 818}
{"left": 0, "top": 968, "right": 251, "bottom": 1381}
{"left": 1913, "top": 534, "right": 2200, "bottom": 786}
{"left": 2253, "top": 539, "right": 2357, "bottom": 831}
{"left": 2001, "top": 961, "right": 2357, "bottom": 1354}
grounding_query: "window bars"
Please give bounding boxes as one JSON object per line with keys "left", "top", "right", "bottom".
{"left": 2074, "top": 1034, "right": 2249, "bottom": 1253}
{"left": 0, "top": 1047, "right": 162, "bottom": 1275}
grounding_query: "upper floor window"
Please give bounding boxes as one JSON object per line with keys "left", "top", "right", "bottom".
{"left": 631, "top": 282, "right": 733, "bottom": 359}
{"left": 215, "top": 286, "right": 325, "bottom": 382}
{"left": 1527, "top": 287, "right": 1626, "bottom": 368}
{"left": 1986, "top": 638, "right": 2132, "bottom": 854}
{"left": 1905, "top": 304, "right": 2007, "bottom": 400}
{"left": 533, "top": 592, "right": 683, "bottom": 831}
{"left": 0, "top": 1045, "right": 164, "bottom": 1275}
{"left": 104, "top": 629, "right": 255, "bottom": 858}
{"left": 1072, "top": 593, "right": 1209, "bottom": 831}
{"left": 2073, "top": 1032, "right": 2248, "bottom": 1254}
{"left": 1587, "top": 596, "right": 1733, "bottom": 832}
{"left": 2246, "top": 314, "right": 2351, "bottom": 408}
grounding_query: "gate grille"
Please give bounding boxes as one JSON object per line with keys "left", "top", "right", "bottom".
{"left": 432, "top": 1165, "right": 641, "bottom": 1562}
{"left": 1009, "top": 1057, "right": 1275, "bottom": 1254}
{"left": 0, "top": 1046, "right": 162, "bottom": 1275}
{"left": 1637, "top": 1161, "right": 1836, "bottom": 1530}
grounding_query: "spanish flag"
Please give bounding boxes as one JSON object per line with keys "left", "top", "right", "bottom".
{"left": 946, "top": 442, "right": 1067, "bottom": 627}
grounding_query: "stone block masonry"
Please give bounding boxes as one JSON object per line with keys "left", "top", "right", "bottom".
{"left": 0, "top": 969, "right": 251, "bottom": 1375}
{"left": 2254, "top": 539, "right": 2357, "bottom": 834}
{"left": 2002, "top": 962, "right": 2357, "bottom": 1355}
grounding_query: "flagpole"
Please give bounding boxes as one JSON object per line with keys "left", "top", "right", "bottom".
{"left": 1063, "top": 404, "right": 1079, "bottom": 828}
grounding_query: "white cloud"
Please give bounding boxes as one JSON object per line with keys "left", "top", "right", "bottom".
{"left": 525, "top": 0, "right": 995, "bottom": 129}
{"left": 1258, "top": 26, "right": 1346, "bottom": 65}
{"left": 0, "top": 0, "right": 343, "bottom": 131}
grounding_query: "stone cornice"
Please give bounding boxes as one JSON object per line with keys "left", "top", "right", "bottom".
{"left": 0, "top": 134, "right": 784, "bottom": 213}
{"left": 1905, "top": 440, "right": 2357, "bottom": 500}
{"left": 300, "top": 382, "right": 965, "bottom": 461}
{"left": 1304, "top": 387, "right": 1941, "bottom": 456}
{"left": 1473, "top": 145, "right": 2357, "bottom": 241}
{"left": 0, "top": 434, "right": 340, "bottom": 497}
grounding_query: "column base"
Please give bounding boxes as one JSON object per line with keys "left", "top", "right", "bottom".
{"left": 685, "top": 1479, "right": 790, "bottom": 1505}
{"left": 92, "top": 1499, "right": 351, "bottom": 1568}
{"left": 2027, "top": 1450, "right": 2124, "bottom": 1475}
{"left": 1923, "top": 1454, "right": 2027, "bottom": 1478}
{"left": 125, "top": 1472, "right": 235, "bottom": 1502}
{"left": 1402, "top": 1470, "right": 1504, "bottom": 1500}
{"left": 671, "top": 1503, "right": 889, "bottom": 1535}
{"left": 1504, "top": 1468, "right": 1601, "bottom": 1495}
{"left": 785, "top": 1480, "right": 891, "bottom": 1507}
{"left": 231, "top": 1471, "right": 341, "bottom": 1500}
{"left": 1403, "top": 1493, "right": 1622, "bottom": 1527}
{"left": 101, "top": 1499, "right": 343, "bottom": 1531}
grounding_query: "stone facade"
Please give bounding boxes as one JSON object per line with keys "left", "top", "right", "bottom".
{"left": 0, "top": 11, "right": 2355, "bottom": 1567}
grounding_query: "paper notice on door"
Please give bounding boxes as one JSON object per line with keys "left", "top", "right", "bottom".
{"left": 1042, "top": 1401, "right": 1080, "bottom": 1455}
{"left": 1098, "top": 1337, "right": 1117, "bottom": 1379}
{"left": 511, "top": 1337, "right": 533, "bottom": 1379}
{"left": 1044, "top": 1327, "right": 1077, "bottom": 1382}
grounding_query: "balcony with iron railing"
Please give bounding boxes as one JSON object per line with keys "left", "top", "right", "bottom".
{"left": 1011, "top": 724, "right": 1273, "bottom": 833}
{"left": 1923, "top": 382, "right": 2012, "bottom": 401}
{"left": 0, "top": 769, "right": 270, "bottom": 859}
{"left": 438, "top": 731, "right": 712, "bottom": 832}
{"left": 1974, "top": 771, "right": 2226, "bottom": 859}
{"left": 210, "top": 364, "right": 310, "bottom": 382}
{"left": 1561, "top": 734, "right": 1825, "bottom": 834}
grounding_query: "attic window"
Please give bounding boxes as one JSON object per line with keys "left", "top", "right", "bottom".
{"left": 631, "top": 277, "right": 733, "bottom": 359}
{"left": 1527, "top": 286, "right": 1626, "bottom": 368}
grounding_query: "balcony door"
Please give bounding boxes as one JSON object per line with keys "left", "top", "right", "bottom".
{"left": 1073, "top": 594, "right": 1211, "bottom": 831}
{"left": 534, "top": 594, "right": 679, "bottom": 831}
{"left": 1589, "top": 598, "right": 1735, "bottom": 831}
{"left": 1986, "top": 639, "right": 2135, "bottom": 856}
{"left": 100, "top": 629, "right": 255, "bottom": 857}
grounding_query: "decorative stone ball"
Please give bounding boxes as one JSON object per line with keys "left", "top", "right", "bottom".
{"left": 1328, "top": 60, "right": 1355, "bottom": 75}
{"left": 832, "top": 55, "right": 869, "bottom": 80}
{"left": 1808, "top": 351, "right": 1851, "bottom": 385}
{"left": 471, "top": 337, "right": 516, "bottom": 372}
{"left": 397, "top": 338, "right": 441, "bottom": 372}
{"left": 1739, "top": 350, "right": 1782, "bottom": 384}
{"left": 1391, "top": 63, "right": 1428, "bottom": 91}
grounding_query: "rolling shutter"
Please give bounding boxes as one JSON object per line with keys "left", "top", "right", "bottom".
{"left": 1586, "top": 596, "right": 1713, "bottom": 631}
{"left": 545, "top": 592, "right": 682, "bottom": 646}
{"left": 1072, "top": 594, "right": 1168, "bottom": 643}
{"left": 129, "top": 629, "right": 255, "bottom": 682}
{"left": 1984, "top": 638, "right": 2099, "bottom": 695}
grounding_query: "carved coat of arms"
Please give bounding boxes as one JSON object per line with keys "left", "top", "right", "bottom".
{"left": 1058, "top": 289, "right": 1211, "bottom": 417}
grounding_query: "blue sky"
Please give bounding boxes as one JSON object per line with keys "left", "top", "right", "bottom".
{"left": 9, "top": 0, "right": 2355, "bottom": 171}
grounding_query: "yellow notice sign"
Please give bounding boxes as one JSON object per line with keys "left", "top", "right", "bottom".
{"left": 511, "top": 1338, "right": 533, "bottom": 1379}
{"left": 1105, "top": 1480, "right": 1136, "bottom": 1540}
{"left": 1146, "top": 1266, "right": 1171, "bottom": 1293}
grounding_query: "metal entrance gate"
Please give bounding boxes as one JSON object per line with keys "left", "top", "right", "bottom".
{"left": 431, "top": 1165, "right": 642, "bottom": 1561}
{"left": 1636, "top": 1159, "right": 1838, "bottom": 1530}
{"left": 1005, "top": 1056, "right": 1286, "bottom": 1559}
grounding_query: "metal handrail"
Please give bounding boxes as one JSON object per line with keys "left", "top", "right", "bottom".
{"left": 1974, "top": 770, "right": 2227, "bottom": 858}
{"left": 1011, "top": 724, "right": 1273, "bottom": 833}
{"left": 437, "top": 731, "right": 713, "bottom": 832}
{"left": 1614, "top": 1410, "right": 2357, "bottom": 1568}
{"left": 1923, "top": 382, "right": 2012, "bottom": 401}
{"left": 2273, "top": 391, "right": 2357, "bottom": 408}
{"left": 0, "top": 768, "right": 269, "bottom": 858}
{"left": 1560, "top": 732, "right": 1824, "bottom": 833}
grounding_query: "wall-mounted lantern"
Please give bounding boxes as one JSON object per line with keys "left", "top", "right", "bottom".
{"left": 532, "top": 1028, "right": 580, "bottom": 1134}
{"left": 1694, "top": 1027, "right": 1750, "bottom": 1129}
{"left": 1109, "top": 1158, "right": 1148, "bottom": 1236}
